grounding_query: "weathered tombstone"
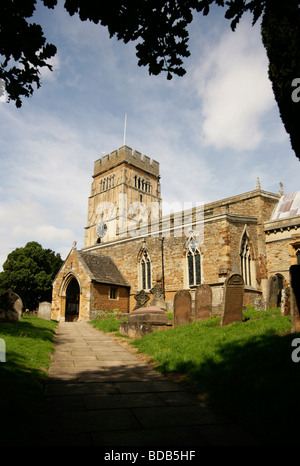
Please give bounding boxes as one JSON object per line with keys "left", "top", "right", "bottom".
{"left": 290, "top": 265, "right": 300, "bottom": 332}
{"left": 267, "top": 275, "right": 279, "bottom": 309}
{"left": 120, "top": 297, "right": 170, "bottom": 338}
{"left": 254, "top": 297, "right": 266, "bottom": 311}
{"left": 0, "top": 289, "right": 23, "bottom": 322}
{"left": 194, "top": 284, "right": 212, "bottom": 321}
{"left": 150, "top": 284, "right": 167, "bottom": 311}
{"left": 221, "top": 274, "right": 244, "bottom": 326}
{"left": 38, "top": 301, "right": 52, "bottom": 320}
{"left": 133, "top": 290, "right": 150, "bottom": 311}
{"left": 280, "top": 287, "right": 290, "bottom": 316}
{"left": 173, "top": 290, "right": 191, "bottom": 326}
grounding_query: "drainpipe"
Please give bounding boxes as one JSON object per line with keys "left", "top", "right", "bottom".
{"left": 160, "top": 237, "right": 165, "bottom": 300}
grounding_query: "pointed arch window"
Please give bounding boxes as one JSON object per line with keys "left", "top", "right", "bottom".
{"left": 240, "top": 233, "right": 252, "bottom": 286}
{"left": 139, "top": 249, "right": 152, "bottom": 291}
{"left": 186, "top": 238, "right": 201, "bottom": 287}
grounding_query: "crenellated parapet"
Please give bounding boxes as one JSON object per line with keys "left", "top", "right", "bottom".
{"left": 93, "top": 145, "right": 160, "bottom": 178}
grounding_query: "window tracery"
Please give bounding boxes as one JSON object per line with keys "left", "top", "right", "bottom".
{"left": 138, "top": 247, "right": 152, "bottom": 291}
{"left": 186, "top": 237, "right": 201, "bottom": 287}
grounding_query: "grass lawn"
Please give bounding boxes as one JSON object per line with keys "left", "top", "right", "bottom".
{"left": 92, "top": 308, "right": 300, "bottom": 446}
{"left": 0, "top": 316, "right": 58, "bottom": 446}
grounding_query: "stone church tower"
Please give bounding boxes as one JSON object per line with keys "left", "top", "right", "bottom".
{"left": 84, "top": 145, "right": 162, "bottom": 247}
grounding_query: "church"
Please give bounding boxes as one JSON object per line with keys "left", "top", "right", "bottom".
{"left": 51, "top": 145, "right": 300, "bottom": 322}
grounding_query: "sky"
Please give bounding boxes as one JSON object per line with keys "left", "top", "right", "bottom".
{"left": 0, "top": 1, "right": 299, "bottom": 270}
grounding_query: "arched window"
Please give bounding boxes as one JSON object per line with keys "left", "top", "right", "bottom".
{"left": 240, "top": 233, "right": 252, "bottom": 286}
{"left": 297, "top": 249, "right": 300, "bottom": 265}
{"left": 186, "top": 238, "right": 201, "bottom": 287}
{"left": 138, "top": 249, "right": 152, "bottom": 291}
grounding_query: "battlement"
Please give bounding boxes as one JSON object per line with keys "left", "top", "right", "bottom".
{"left": 93, "top": 145, "right": 160, "bottom": 178}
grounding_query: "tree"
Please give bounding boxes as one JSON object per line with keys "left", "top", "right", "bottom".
{"left": 0, "top": 241, "right": 63, "bottom": 311}
{"left": 0, "top": 0, "right": 57, "bottom": 108}
{"left": 1, "top": 1, "right": 299, "bottom": 160}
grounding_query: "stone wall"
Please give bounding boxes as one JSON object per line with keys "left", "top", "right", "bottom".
{"left": 51, "top": 249, "right": 92, "bottom": 321}
{"left": 91, "top": 283, "right": 129, "bottom": 314}
{"left": 265, "top": 217, "right": 300, "bottom": 286}
{"left": 82, "top": 191, "right": 275, "bottom": 312}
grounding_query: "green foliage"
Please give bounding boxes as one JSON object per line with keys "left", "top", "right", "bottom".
{"left": 0, "top": 241, "right": 63, "bottom": 311}
{"left": 261, "top": 0, "right": 300, "bottom": 160}
{"left": 90, "top": 316, "right": 124, "bottom": 333}
{"left": 90, "top": 309, "right": 127, "bottom": 333}
{"left": 0, "top": 316, "right": 58, "bottom": 445}
{"left": 0, "top": 0, "right": 57, "bottom": 107}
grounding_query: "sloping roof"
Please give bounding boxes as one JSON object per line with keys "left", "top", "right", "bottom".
{"left": 271, "top": 191, "right": 300, "bottom": 220}
{"left": 78, "top": 251, "right": 130, "bottom": 287}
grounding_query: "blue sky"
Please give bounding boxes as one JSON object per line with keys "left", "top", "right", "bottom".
{"left": 0, "top": 2, "right": 299, "bottom": 270}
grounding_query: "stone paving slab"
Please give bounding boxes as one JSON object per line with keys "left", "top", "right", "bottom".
{"left": 41, "top": 321, "right": 259, "bottom": 446}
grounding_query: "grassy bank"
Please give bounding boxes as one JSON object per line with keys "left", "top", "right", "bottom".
{"left": 0, "top": 316, "right": 58, "bottom": 445}
{"left": 92, "top": 308, "right": 300, "bottom": 445}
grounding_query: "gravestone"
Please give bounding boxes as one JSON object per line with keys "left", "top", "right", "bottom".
{"left": 120, "top": 304, "right": 170, "bottom": 338}
{"left": 38, "top": 301, "right": 52, "bottom": 320}
{"left": 290, "top": 265, "right": 300, "bottom": 332}
{"left": 133, "top": 290, "right": 149, "bottom": 311}
{"left": 267, "top": 275, "right": 279, "bottom": 309}
{"left": 254, "top": 297, "right": 266, "bottom": 311}
{"left": 173, "top": 290, "right": 191, "bottom": 326}
{"left": 280, "top": 287, "right": 290, "bottom": 316}
{"left": 194, "top": 284, "right": 212, "bottom": 321}
{"left": 150, "top": 284, "right": 167, "bottom": 311}
{"left": 0, "top": 289, "right": 23, "bottom": 322}
{"left": 221, "top": 274, "right": 244, "bottom": 326}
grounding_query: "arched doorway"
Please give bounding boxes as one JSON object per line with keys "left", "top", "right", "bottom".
{"left": 65, "top": 278, "right": 80, "bottom": 322}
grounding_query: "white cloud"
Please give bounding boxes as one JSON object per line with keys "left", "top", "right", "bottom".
{"left": 191, "top": 21, "right": 275, "bottom": 151}
{"left": 0, "top": 6, "right": 298, "bottom": 273}
{"left": 39, "top": 54, "right": 61, "bottom": 83}
{"left": 12, "top": 224, "right": 74, "bottom": 243}
{"left": 0, "top": 197, "right": 75, "bottom": 270}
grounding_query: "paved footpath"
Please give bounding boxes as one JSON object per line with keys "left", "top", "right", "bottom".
{"left": 41, "top": 321, "right": 259, "bottom": 447}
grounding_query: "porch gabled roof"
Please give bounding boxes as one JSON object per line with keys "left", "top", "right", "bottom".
{"left": 77, "top": 251, "right": 130, "bottom": 288}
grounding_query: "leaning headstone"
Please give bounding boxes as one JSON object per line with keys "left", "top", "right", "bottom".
{"left": 221, "top": 274, "right": 244, "bottom": 326}
{"left": 267, "top": 275, "right": 279, "bottom": 309}
{"left": 173, "top": 290, "right": 191, "bottom": 326}
{"left": 150, "top": 284, "right": 167, "bottom": 311}
{"left": 38, "top": 301, "right": 52, "bottom": 320}
{"left": 133, "top": 290, "right": 150, "bottom": 311}
{"left": 0, "top": 289, "right": 23, "bottom": 322}
{"left": 290, "top": 265, "right": 300, "bottom": 332}
{"left": 194, "top": 284, "right": 212, "bottom": 321}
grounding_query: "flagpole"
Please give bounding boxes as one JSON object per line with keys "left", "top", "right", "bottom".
{"left": 123, "top": 113, "right": 127, "bottom": 146}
